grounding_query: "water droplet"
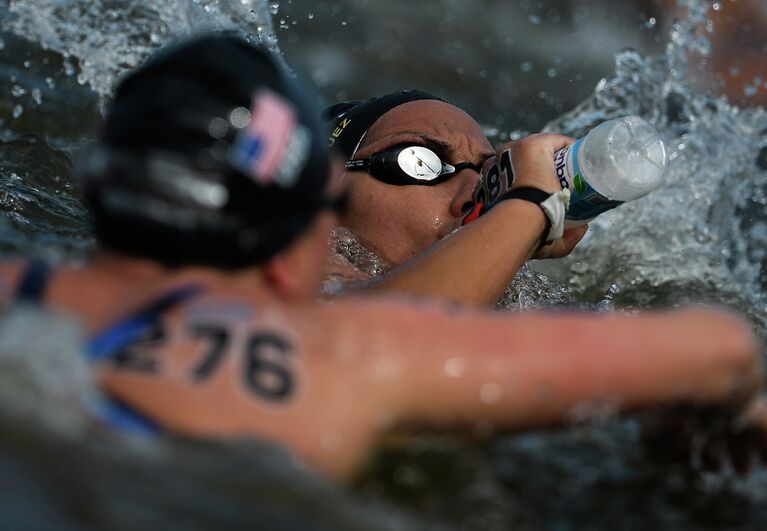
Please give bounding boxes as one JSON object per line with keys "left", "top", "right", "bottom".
{"left": 31, "top": 89, "right": 42, "bottom": 105}
{"left": 528, "top": 14, "right": 541, "bottom": 25}
{"left": 341, "top": 19, "right": 348, "bottom": 26}
{"left": 307, "top": 12, "right": 314, "bottom": 20}
{"left": 480, "top": 382, "right": 503, "bottom": 404}
{"left": 230, "top": 107, "right": 251, "bottom": 128}
{"left": 644, "top": 16, "right": 657, "bottom": 29}
{"left": 444, "top": 357, "right": 467, "bottom": 378}
{"left": 547, "top": 67, "right": 558, "bottom": 78}
{"left": 12, "top": 104, "right": 24, "bottom": 119}
{"left": 712, "top": 2, "right": 721, "bottom": 11}
{"left": 520, "top": 61, "right": 533, "bottom": 72}
{"left": 45, "top": 77, "right": 56, "bottom": 89}
{"left": 0, "top": 38, "right": 5, "bottom": 50}
{"left": 64, "top": 61, "right": 76, "bottom": 77}
{"left": 208, "top": 118, "right": 229, "bottom": 139}
{"left": 11, "top": 85, "right": 26, "bottom": 98}
{"left": 269, "top": 1, "right": 279, "bottom": 15}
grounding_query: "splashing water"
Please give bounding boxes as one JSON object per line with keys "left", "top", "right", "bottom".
{"left": 1, "top": 0, "right": 767, "bottom": 529}
{"left": 0, "top": 307, "right": 95, "bottom": 434}
{"left": 332, "top": 227, "right": 391, "bottom": 277}
{"left": 323, "top": 2, "right": 765, "bottom": 316}
{"left": 537, "top": 0, "right": 767, "bottom": 335}
{"left": 6, "top": 0, "right": 278, "bottom": 97}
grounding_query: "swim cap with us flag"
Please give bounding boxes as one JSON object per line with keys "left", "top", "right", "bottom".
{"left": 81, "top": 34, "right": 331, "bottom": 268}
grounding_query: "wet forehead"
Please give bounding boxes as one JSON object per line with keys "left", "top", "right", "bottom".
{"left": 359, "top": 100, "right": 494, "bottom": 163}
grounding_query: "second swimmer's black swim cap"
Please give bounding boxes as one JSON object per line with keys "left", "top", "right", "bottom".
{"left": 81, "top": 34, "right": 330, "bottom": 268}
{"left": 324, "top": 90, "right": 444, "bottom": 158}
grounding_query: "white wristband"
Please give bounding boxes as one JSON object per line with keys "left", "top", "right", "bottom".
{"left": 539, "top": 189, "right": 571, "bottom": 242}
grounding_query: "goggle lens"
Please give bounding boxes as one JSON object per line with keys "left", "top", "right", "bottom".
{"left": 397, "top": 146, "right": 446, "bottom": 180}
{"left": 345, "top": 145, "right": 481, "bottom": 186}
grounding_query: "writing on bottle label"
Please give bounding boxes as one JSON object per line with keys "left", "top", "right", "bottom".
{"left": 469, "top": 139, "right": 625, "bottom": 226}
{"left": 555, "top": 139, "right": 623, "bottom": 222}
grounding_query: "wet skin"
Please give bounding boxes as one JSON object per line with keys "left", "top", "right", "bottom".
{"left": 339, "top": 99, "right": 495, "bottom": 267}
{"left": 1, "top": 147, "right": 765, "bottom": 480}
{"left": 329, "top": 98, "right": 588, "bottom": 306}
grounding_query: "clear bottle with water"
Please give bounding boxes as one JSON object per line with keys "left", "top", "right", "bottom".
{"left": 468, "top": 116, "right": 667, "bottom": 227}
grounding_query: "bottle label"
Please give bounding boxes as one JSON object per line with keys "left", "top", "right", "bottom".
{"left": 467, "top": 139, "right": 625, "bottom": 226}
{"left": 556, "top": 139, "right": 623, "bottom": 221}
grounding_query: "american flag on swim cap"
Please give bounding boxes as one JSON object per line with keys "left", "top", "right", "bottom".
{"left": 231, "top": 89, "right": 296, "bottom": 186}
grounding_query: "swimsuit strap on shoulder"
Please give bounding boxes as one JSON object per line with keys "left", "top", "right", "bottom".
{"left": 86, "top": 283, "right": 206, "bottom": 436}
{"left": 15, "top": 258, "right": 52, "bottom": 304}
{"left": 86, "top": 284, "right": 205, "bottom": 361}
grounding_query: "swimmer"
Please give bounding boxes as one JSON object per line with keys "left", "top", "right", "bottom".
{"left": 3, "top": 35, "right": 767, "bottom": 480}
{"left": 324, "top": 92, "right": 588, "bottom": 306}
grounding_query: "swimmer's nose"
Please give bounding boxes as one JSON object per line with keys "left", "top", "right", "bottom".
{"left": 449, "top": 167, "right": 481, "bottom": 218}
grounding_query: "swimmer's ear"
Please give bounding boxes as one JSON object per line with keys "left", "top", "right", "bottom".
{"left": 262, "top": 254, "right": 303, "bottom": 299}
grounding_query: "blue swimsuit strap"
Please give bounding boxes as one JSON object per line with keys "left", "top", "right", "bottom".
{"left": 15, "top": 258, "right": 52, "bottom": 303}
{"left": 85, "top": 283, "right": 205, "bottom": 435}
{"left": 13, "top": 260, "right": 205, "bottom": 435}
{"left": 87, "top": 283, "right": 204, "bottom": 361}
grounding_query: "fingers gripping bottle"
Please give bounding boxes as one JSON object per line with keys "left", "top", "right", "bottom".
{"left": 466, "top": 116, "right": 667, "bottom": 228}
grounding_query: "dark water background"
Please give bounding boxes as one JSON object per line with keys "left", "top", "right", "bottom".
{"left": 2, "top": 0, "right": 767, "bottom": 529}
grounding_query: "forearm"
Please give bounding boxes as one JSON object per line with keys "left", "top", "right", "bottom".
{"left": 364, "top": 200, "right": 547, "bottom": 307}
{"left": 390, "top": 308, "right": 763, "bottom": 433}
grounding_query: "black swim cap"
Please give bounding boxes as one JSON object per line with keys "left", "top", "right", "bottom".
{"left": 81, "top": 34, "right": 330, "bottom": 268}
{"left": 324, "top": 90, "right": 444, "bottom": 158}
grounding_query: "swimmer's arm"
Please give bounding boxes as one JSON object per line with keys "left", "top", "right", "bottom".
{"left": 368, "top": 307, "right": 762, "bottom": 433}
{"left": 362, "top": 199, "right": 551, "bottom": 306}
{"left": 333, "top": 134, "right": 587, "bottom": 307}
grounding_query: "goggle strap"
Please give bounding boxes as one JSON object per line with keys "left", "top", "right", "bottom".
{"left": 452, "top": 161, "right": 482, "bottom": 174}
{"left": 345, "top": 159, "right": 369, "bottom": 171}
{"left": 369, "top": 151, "right": 403, "bottom": 176}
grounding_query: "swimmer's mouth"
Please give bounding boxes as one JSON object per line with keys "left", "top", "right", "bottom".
{"left": 461, "top": 203, "right": 484, "bottom": 226}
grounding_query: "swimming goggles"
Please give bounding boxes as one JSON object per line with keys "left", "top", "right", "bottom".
{"left": 345, "top": 145, "right": 482, "bottom": 186}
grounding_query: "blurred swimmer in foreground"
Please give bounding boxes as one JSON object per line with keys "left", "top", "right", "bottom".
{"left": 3, "top": 35, "right": 767, "bottom": 479}
{"left": 324, "top": 92, "right": 588, "bottom": 307}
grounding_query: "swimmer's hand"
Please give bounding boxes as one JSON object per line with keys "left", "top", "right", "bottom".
{"left": 533, "top": 224, "right": 589, "bottom": 260}
{"left": 641, "top": 394, "right": 767, "bottom": 476}
{"left": 495, "top": 133, "right": 588, "bottom": 259}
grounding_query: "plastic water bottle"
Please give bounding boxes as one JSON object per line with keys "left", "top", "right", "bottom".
{"left": 467, "top": 116, "right": 667, "bottom": 227}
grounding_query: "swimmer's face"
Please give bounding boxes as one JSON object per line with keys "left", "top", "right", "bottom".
{"left": 339, "top": 100, "right": 494, "bottom": 266}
